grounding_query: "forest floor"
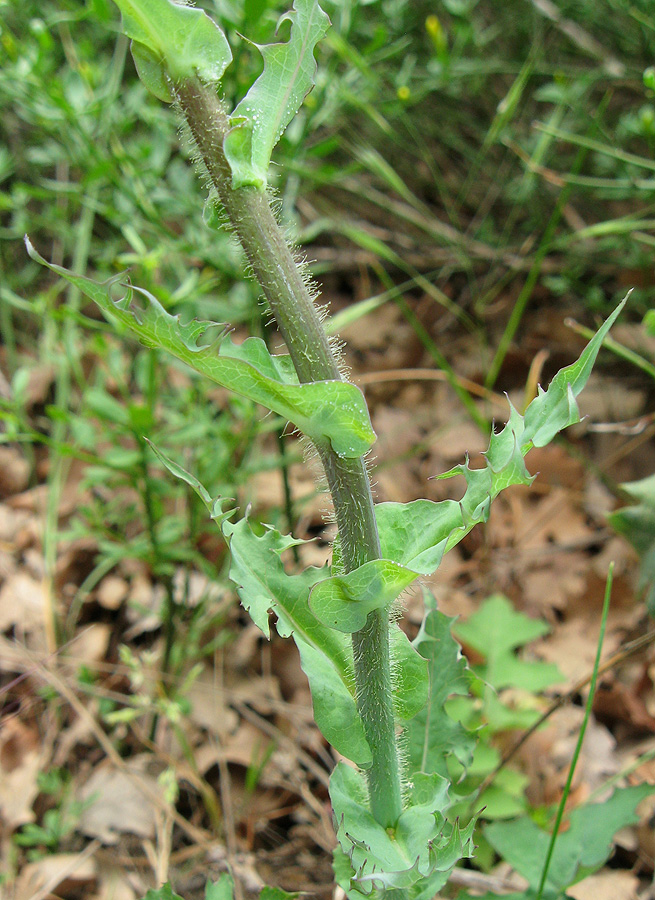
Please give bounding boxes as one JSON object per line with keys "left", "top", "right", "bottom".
{"left": 2, "top": 286, "right": 655, "bottom": 900}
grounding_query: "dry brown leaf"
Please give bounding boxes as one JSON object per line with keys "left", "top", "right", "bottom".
{"left": 566, "top": 868, "right": 639, "bottom": 900}
{"left": 0, "top": 572, "right": 46, "bottom": 633}
{"left": 0, "top": 446, "right": 30, "bottom": 499}
{"left": 186, "top": 665, "right": 239, "bottom": 736}
{"left": 0, "top": 718, "right": 43, "bottom": 830}
{"left": 77, "top": 756, "right": 160, "bottom": 844}
{"left": 12, "top": 851, "right": 97, "bottom": 900}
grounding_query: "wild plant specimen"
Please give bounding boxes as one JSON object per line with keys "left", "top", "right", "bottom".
{"left": 28, "top": 1, "right": 627, "bottom": 897}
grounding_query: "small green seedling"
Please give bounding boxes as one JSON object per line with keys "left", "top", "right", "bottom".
{"left": 28, "top": 1, "right": 635, "bottom": 897}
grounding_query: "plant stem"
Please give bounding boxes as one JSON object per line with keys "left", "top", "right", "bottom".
{"left": 175, "top": 77, "right": 403, "bottom": 828}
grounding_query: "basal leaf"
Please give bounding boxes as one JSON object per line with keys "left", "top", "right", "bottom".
{"left": 406, "top": 591, "right": 475, "bottom": 778}
{"left": 112, "top": 0, "right": 232, "bottom": 102}
{"left": 224, "top": 0, "right": 330, "bottom": 189}
{"left": 26, "top": 240, "right": 375, "bottom": 459}
{"left": 485, "top": 783, "right": 655, "bottom": 893}
{"left": 331, "top": 763, "right": 476, "bottom": 899}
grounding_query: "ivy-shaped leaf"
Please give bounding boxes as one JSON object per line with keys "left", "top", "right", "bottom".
{"left": 484, "top": 784, "right": 655, "bottom": 894}
{"left": 112, "top": 0, "right": 232, "bottom": 102}
{"left": 224, "top": 0, "right": 330, "bottom": 189}
{"left": 455, "top": 594, "right": 564, "bottom": 693}
{"left": 26, "top": 240, "right": 375, "bottom": 460}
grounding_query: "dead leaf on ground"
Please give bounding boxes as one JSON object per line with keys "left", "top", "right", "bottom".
{"left": 0, "top": 718, "right": 44, "bottom": 831}
{"left": 11, "top": 851, "right": 97, "bottom": 900}
{"left": 77, "top": 756, "right": 160, "bottom": 844}
{"left": 566, "top": 868, "right": 639, "bottom": 900}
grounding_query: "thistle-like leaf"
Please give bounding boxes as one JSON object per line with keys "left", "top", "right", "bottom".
{"left": 330, "top": 763, "right": 476, "bottom": 899}
{"left": 224, "top": 0, "right": 330, "bottom": 189}
{"left": 218, "top": 517, "right": 374, "bottom": 768}
{"left": 406, "top": 590, "right": 476, "bottom": 778}
{"left": 26, "top": 240, "right": 375, "bottom": 460}
{"left": 309, "top": 299, "right": 625, "bottom": 630}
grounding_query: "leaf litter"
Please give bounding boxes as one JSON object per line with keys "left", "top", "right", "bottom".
{"left": 1, "top": 297, "right": 655, "bottom": 900}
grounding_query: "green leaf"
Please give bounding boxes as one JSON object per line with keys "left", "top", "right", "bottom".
{"left": 406, "top": 591, "right": 475, "bottom": 778}
{"left": 259, "top": 888, "right": 300, "bottom": 900}
{"left": 608, "top": 472, "right": 655, "bottom": 615}
{"left": 331, "top": 763, "right": 476, "bottom": 898}
{"left": 222, "top": 518, "right": 372, "bottom": 768}
{"left": 485, "top": 784, "right": 655, "bottom": 893}
{"left": 370, "top": 299, "right": 626, "bottom": 582}
{"left": 309, "top": 559, "right": 417, "bottom": 632}
{"left": 205, "top": 874, "right": 234, "bottom": 900}
{"left": 146, "top": 441, "right": 236, "bottom": 524}
{"left": 112, "top": 0, "right": 232, "bottom": 102}
{"left": 142, "top": 885, "right": 184, "bottom": 900}
{"left": 26, "top": 241, "right": 375, "bottom": 460}
{"left": 454, "top": 595, "right": 563, "bottom": 692}
{"left": 390, "top": 625, "right": 429, "bottom": 723}
{"left": 224, "top": 0, "right": 330, "bottom": 189}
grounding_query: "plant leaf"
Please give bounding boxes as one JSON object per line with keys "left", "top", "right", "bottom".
{"left": 406, "top": 590, "right": 476, "bottom": 778}
{"left": 391, "top": 625, "right": 429, "bottom": 723}
{"left": 309, "top": 559, "right": 417, "bottom": 632}
{"left": 608, "top": 472, "right": 655, "bottom": 615}
{"left": 26, "top": 240, "right": 375, "bottom": 460}
{"left": 372, "top": 299, "right": 626, "bottom": 579}
{"left": 142, "top": 886, "right": 184, "bottom": 900}
{"left": 112, "top": 0, "right": 232, "bottom": 102}
{"left": 454, "top": 594, "right": 564, "bottom": 692}
{"left": 485, "top": 783, "right": 655, "bottom": 893}
{"left": 331, "top": 763, "right": 476, "bottom": 898}
{"left": 222, "top": 518, "right": 372, "bottom": 768}
{"left": 224, "top": 0, "right": 330, "bottom": 189}
{"left": 205, "top": 873, "right": 234, "bottom": 900}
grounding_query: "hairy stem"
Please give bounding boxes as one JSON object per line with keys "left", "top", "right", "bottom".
{"left": 175, "top": 77, "right": 402, "bottom": 827}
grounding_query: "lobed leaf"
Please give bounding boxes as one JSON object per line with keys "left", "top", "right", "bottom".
{"left": 455, "top": 594, "right": 564, "bottom": 692}
{"left": 485, "top": 783, "right": 655, "bottom": 894}
{"left": 224, "top": 0, "right": 330, "bottom": 189}
{"left": 406, "top": 591, "right": 476, "bottom": 778}
{"left": 112, "top": 0, "right": 232, "bottom": 102}
{"left": 26, "top": 240, "right": 376, "bottom": 460}
{"left": 221, "top": 518, "right": 372, "bottom": 768}
{"left": 331, "top": 762, "right": 476, "bottom": 899}
{"left": 375, "top": 299, "right": 625, "bottom": 577}
{"left": 309, "top": 299, "right": 625, "bottom": 634}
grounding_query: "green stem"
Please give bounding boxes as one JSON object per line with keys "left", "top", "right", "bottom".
{"left": 175, "top": 77, "right": 403, "bottom": 828}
